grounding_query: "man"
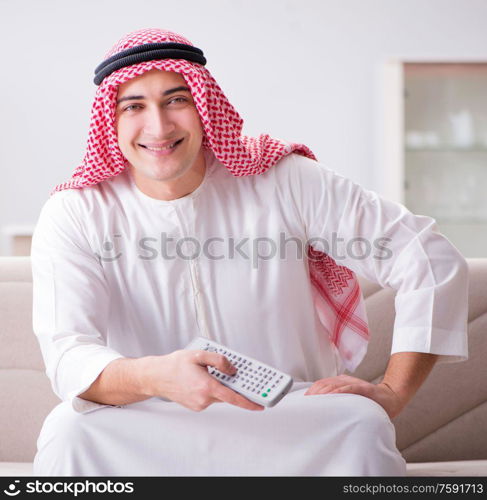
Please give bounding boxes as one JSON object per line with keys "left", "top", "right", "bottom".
{"left": 31, "top": 28, "right": 468, "bottom": 476}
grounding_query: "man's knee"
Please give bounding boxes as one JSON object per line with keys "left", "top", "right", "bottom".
{"left": 53, "top": 404, "right": 89, "bottom": 438}
{"left": 326, "top": 393, "right": 395, "bottom": 438}
{"left": 34, "top": 403, "right": 90, "bottom": 475}
{"left": 36, "top": 402, "right": 104, "bottom": 462}
{"left": 348, "top": 394, "right": 391, "bottom": 423}
{"left": 341, "top": 394, "right": 398, "bottom": 447}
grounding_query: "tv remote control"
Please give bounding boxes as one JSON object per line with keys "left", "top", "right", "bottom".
{"left": 185, "top": 336, "right": 293, "bottom": 408}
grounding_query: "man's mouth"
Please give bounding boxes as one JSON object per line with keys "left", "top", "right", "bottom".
{"left": 139, "top": 138, "right": 184, "bottom": 151}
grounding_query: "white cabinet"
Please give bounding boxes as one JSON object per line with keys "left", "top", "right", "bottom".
{"left": 382, "top": 61, "right": 487, "bottom": 257}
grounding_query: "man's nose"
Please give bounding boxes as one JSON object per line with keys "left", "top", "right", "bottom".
{"left": 143, "top": 107, "right": 176, "bottom": 137}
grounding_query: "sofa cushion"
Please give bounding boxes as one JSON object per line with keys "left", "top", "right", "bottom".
{"left": 1, "top": 460, "right": 486, "bottom": 477}
{"left": 406, "top": 460, "right": 487, "bottom": 477}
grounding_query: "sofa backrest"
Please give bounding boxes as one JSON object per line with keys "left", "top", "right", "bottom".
{"left": 1, "top": 256, "right": 486, "bottom": 462}
{"left": 355, "top": 258, "right": 487, "bottom": 463}
{"left": 0, "top": 257, "right": 61, "bottom": 462}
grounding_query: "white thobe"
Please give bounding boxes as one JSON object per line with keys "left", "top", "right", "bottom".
{"left": 31, "top": 148, "right": 468, "bottom": 476}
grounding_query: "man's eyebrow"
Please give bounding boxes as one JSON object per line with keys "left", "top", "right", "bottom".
{"left": 162, "top": 85, "right": 191, "bottom": 96}
{"left": 116, "top": 86, "right": 191, "bottom": 104}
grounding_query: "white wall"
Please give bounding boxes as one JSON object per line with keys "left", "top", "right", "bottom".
{"left": 1, "top": 0, "right": 487, "bottom": 254}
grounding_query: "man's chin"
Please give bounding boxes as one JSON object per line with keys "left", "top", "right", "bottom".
{"left": 134, "top": 163, "right": 190, "bottom": 183}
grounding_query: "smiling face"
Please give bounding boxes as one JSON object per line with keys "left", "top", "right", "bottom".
{"left": 115, "top": 69, "right": 206, "bottom": 200}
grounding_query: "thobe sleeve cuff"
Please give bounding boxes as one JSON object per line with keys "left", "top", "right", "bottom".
{"left": 390, "top": 326, "right": 468, "bottom": 364}
{"left": 64, "top": 350, "right": 126, "bottom": 414}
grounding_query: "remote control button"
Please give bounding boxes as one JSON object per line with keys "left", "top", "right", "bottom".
{"left": 261, "top": 393, "right": 268, "bottom": 397}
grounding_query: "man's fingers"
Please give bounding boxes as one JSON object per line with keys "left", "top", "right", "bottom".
{"left": 211, "top": 381, "right": 264, "bottom": 411}
{"left": 304, "top": 375, "right": 363, "bottom": 396}
{"left": 329, "top": 384, "right": 355, "bottom": 394}
{"left": 305, "top": 381, "right": 334, "bottom": 395}
{"left": 190, "top": 350, "right": 263, "bottom": 411}
{"left": 306, "top": 380, "right": 371, "bottom": 397}
{"left": 191, "top": 350, "right": 237, "bottom": 375}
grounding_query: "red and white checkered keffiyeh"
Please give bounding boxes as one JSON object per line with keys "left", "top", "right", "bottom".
{"left": 51, "top": 28, "right": 369, "bottom": 372}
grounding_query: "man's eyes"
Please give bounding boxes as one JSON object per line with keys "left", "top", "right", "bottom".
{"left": 122, "top": 104, "right": 143, "bottom": 112}
{"left": 121, "top": 97, "right": 189, "bottom": 112}
{"left": 168, "top": 97, "right": 189, "bottom": 105}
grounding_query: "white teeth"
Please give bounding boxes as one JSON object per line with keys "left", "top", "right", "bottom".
{"left": 144, "top": 141, "right": 179, "bottom": 151}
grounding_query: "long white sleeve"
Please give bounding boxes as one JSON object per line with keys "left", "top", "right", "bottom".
{"left": 31, "top": 191, "right": 125, "bottom": 413}
{"left": 289, "top": 154, "right": 468, "bottom": 364}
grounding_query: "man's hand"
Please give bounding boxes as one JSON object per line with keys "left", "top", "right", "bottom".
{"left": 304, "top": 374, "right": 405, "bottom": 419}
{"left": 143, "top": 350, "right": 265, "bottom": 412}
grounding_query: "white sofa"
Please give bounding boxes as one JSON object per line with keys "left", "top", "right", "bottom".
{"left": 1, "top": 256, "right": 486, "bottom": 476}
